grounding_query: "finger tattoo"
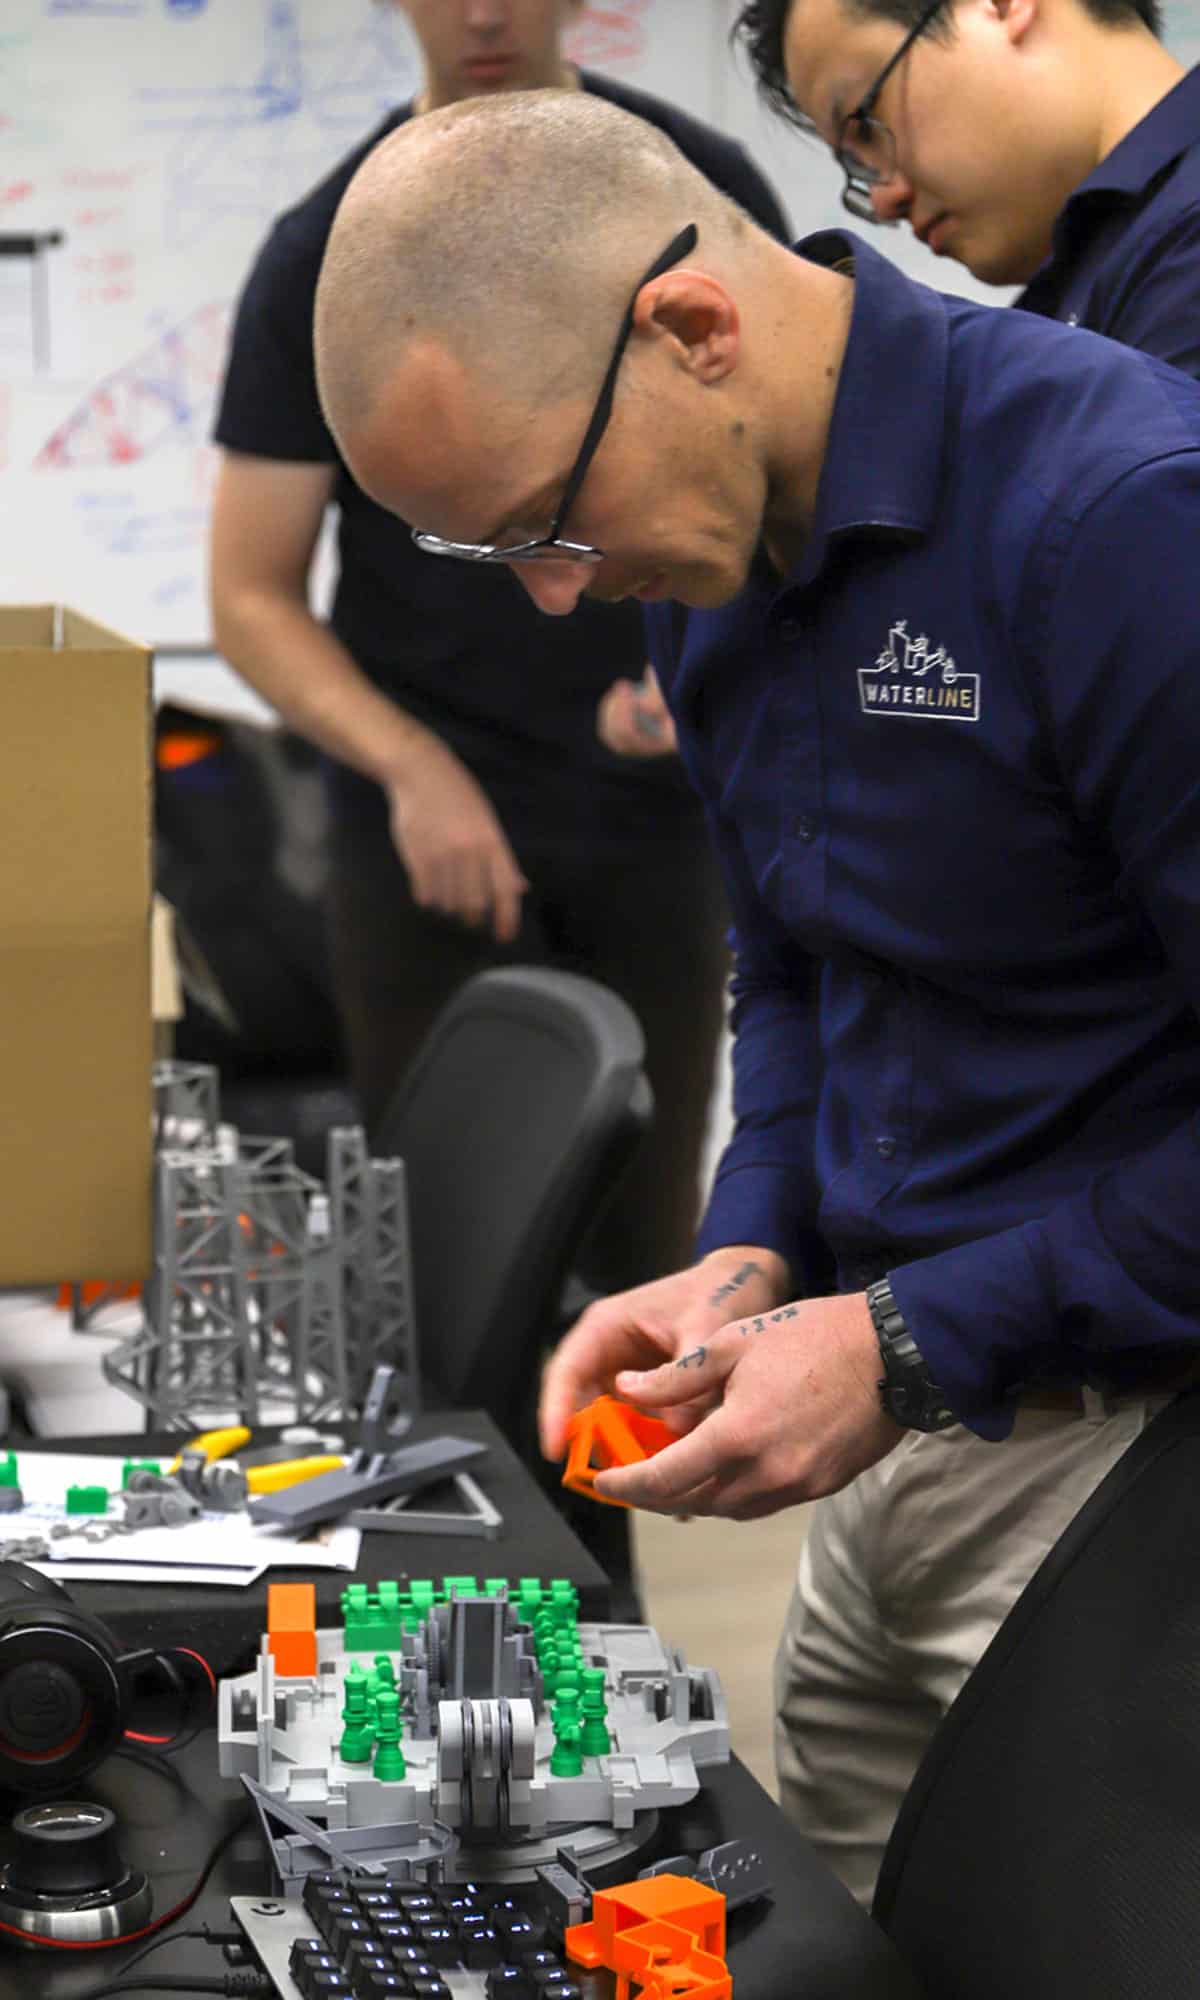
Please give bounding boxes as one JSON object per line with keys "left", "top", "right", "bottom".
{"left": 707, "top": 1260, "right": 763, "bottom": 1310}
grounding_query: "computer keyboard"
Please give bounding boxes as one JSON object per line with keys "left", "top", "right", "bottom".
{"left": 233, "top": 1871, "right": 600, "bottom": 2000}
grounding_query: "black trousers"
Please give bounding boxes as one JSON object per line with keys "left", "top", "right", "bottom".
{"left": 324, "top": 797, "right": 730, "bottom": 1297}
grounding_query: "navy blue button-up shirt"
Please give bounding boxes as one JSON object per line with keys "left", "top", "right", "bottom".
{"left": 1016, "top": 64, "right": 1200, "bottom": 374}
{"left": 648, "top": 232, "right": 1200, "bottom": 1440}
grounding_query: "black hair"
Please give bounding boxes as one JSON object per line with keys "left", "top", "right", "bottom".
{"left": 733, "top": 0, "right": 1162, "bottom": 132}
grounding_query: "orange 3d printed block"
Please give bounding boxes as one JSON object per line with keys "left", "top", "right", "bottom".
{"left": 561, "top": 1395, "right": 679, "bottom": 1509}
{"left": 267, "top": 1581, "right": 318, "bottom": 1679}
{"left": 566, "top": 1874, "right": 732, "bottom": 2000}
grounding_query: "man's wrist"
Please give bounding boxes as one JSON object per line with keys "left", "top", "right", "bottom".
{"left": 866, "top": 1277, "right": 956, "bottom": 1432}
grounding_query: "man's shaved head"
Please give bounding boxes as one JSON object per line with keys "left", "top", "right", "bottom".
{"left": 314, "top": 89, "right": 754, "bottom": 450}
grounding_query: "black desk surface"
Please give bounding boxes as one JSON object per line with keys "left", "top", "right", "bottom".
{"left": 14, "top": 1735, "right": 922, "bottom": 2000}
{"left": 17, "top": 1411, "right": 611, "bottom": 1672}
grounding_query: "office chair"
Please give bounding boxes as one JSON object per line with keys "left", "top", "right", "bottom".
{"left": 871, "top": 1385, "right": 1200, "bottom": 1998}
{"left": 373, "top": 964, "right": 652, "bottom": 1444}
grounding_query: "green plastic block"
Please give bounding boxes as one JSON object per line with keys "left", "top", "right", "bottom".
{"left": 66, "top": 1484, "right": 108, "bottom": 1515}
{"left": 0, "top": 1453, "right": 18, "bottom": 1488}
{"left": 341, "top": 1583, "right": 403, "bottom": 1653}
{"left": 443, "top": 1575, "right": 478, "bottom": 1598}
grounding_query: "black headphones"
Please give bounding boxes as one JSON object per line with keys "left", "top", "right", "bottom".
{"left": 0, "top": 1565, "right": 130, "bottom": 1794}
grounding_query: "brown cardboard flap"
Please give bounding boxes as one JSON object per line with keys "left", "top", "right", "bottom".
{"left": 0, "top": 604, "right": 153, "bottom": 1283}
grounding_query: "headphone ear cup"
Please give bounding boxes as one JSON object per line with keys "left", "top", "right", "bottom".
{"left": 0, "top": 1564, "right": 127, "bottom": 1794}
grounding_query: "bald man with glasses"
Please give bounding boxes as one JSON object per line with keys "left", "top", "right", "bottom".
{"left": 209, "top": 2, "right": 788, "bottom": 1398}
{"left": 316, "top": 88, "right": 1200, "bottom": 1910}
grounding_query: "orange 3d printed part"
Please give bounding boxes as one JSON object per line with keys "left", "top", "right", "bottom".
{"left": 561, "top": 1395, "right": 679, "bottom": 1509}
{"left": 566, "top": 1874, "right": 732, "bottom": 2000}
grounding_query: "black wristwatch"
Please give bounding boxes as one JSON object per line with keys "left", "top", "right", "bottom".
{"left": 865, "top": 1277, "right": 957, "bottom": 1432}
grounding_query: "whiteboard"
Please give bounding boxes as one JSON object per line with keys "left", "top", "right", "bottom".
{"left": 4, "top": 0, "right": 1198, "bottom": 648}
{"left": 0, "top": 1, "right": 721, "bottom": 646}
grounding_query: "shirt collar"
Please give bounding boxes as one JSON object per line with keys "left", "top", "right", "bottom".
{"left": 787, "top": 229, "right": 949, "bottom": 590}
{"left": 1058, "top": 62, "right": 1200, "bottom": 204}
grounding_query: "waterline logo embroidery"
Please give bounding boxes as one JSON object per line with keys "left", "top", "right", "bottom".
{"left": 858, "top": 619, "right": 981, "bottom": 722}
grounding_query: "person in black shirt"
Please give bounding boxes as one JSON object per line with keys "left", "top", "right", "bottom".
{"left": 211, "top": 0, "right": 788, "bottom": 1305}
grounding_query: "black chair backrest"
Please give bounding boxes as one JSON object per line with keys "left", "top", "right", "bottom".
{"left": 873, "top": 1387, "right": 1200, "bottom": 1998}
{"left": 373, "top": 967, "right": 651, "bottom": 1429}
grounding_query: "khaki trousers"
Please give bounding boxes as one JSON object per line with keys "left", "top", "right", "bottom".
{"left": 774, "top": 1396, "right": 1171, "bottom": 1909}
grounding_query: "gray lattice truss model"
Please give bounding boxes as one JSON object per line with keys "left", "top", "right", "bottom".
{"left": 103, "top": 1064, "right": 418, "bottom": 1429}
{"left": 218, "top": 1594, "right": 730, "bottom": 1892}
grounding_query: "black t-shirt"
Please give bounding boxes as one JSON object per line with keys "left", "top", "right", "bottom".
{"left": 213, "top": 71, "right": 790, "bottom": 861}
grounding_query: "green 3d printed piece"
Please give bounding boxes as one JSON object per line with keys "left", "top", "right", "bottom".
{"left": 550, "top": 1694, "right": 584, "bottom": 1778}
{"left": 66, "top": 1484, "right": 108, "bottom": 1515}
{"left": 0, "top": 1453, "right": 18, "bottom": 1488}
{"left": 373, "top": 1689, "right": 407, "bottom": 1781}
{"left": 580, "top": 1667, "right": 612, "bottom": 1756}
{"left": 339, "top": 1665, "right": 375, "bottom": 1763}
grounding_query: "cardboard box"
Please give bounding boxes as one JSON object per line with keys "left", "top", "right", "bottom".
{"left": 0, "top": 605, "right": 153, "bottom": 1283}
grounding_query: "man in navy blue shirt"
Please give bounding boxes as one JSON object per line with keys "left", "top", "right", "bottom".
{"left": 312, "top": 89, "right": 1200, "bottom": 1903}
{"left": 736, "top": 0, "right": 1200, "bottom": 373}
{"left": 735, "top": 0, "right": 1200, "bottom": 1895}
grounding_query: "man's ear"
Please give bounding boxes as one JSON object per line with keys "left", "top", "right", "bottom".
{"left": 633, "top": 270, "right": 740, "bottom": 385}
{"left": 991, "top": 0, "right": 1038, "bottom": 46}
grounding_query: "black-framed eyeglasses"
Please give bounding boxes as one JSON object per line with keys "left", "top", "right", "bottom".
{"left": 412, "top": 222, "right": 699, "bottom": 567}
{"left": 836, "top": 0, "right": 944, "bottom": 224}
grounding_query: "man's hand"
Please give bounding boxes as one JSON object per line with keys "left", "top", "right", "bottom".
{"left": 597, "top": 666, "right": 679, "bottom": 759}
{"left": 593, "top": 1292, "right": 904, "bottom": 1520}
{"left": 384, "top": 739, "right": 529, "bottom": 943}
{"left": 539, "top": 1246, "right": 789, "bottom": 1461}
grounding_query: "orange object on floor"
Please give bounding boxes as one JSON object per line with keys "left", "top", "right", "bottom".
{"left": 55, "top": 1280, "right": 141, "bottom": 1311}
{"left": 566, "top": 1875, "right": 731, "bottom": 2000}
{"left": 561, "top": 1395, "right": 679, "bottom": 1508}
{"left": 267, "top": 1581, "right": 318, "bottom": 1678}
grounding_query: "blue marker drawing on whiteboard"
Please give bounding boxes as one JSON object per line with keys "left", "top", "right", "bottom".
{"left": 139, "top": 0, "right": 417, "bottom": 248}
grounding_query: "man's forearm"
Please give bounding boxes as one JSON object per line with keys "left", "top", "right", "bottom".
{"left": 212, "top": 586, "right": 432, "bottom": 787}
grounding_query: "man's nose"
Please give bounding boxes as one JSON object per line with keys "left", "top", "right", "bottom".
{"left": 872, "top": 169, "right": 914, "bottom": 225}
{"left": 464, "top": 0, "right": 508, "bottom": 31}
{"left": 510, "top": 560, "right": 594, "bottom": 617}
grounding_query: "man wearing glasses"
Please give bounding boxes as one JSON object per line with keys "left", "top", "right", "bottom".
{"left": 736, "top": 0, "right": 1199, "bottom": 374}
{"left": 733, "top": 0, "right": 1200, "bottom": 1897}
{"left": 315, "top": 89, "right": 1200, "bottom": 1907}
{"left": 209, "top": 2, "right": 788, "bottom": 1335}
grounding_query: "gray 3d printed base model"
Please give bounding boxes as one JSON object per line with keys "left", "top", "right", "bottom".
{"left": 218, "top": 1587, "right": 730, "bottom": 1893}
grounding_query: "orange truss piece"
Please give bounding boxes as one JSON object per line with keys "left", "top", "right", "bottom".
{"left": 561, "top": 1395, "right": 679, "bottom": 1509}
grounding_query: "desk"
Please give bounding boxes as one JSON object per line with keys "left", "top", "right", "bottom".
{"left": 11, "top": 1735, "right": 922, "bottom": 2000}
{"left": 5, "top": 1419, "right": 922, "bottom": 1998}
{"left": 17, "top": 1410, "right": 612, "bottom": 1672}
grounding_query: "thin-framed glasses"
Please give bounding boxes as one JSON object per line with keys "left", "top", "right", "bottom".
{"left": 836, "top": 0, "right": 944, "bottom": 223}
{"left": 412, "top": 222, "right": 700, "bottom": 567}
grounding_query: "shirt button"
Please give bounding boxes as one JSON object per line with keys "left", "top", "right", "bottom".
{"left": 875, "top": 1136, "right": 897, "bottom": 1161}
{"left": 794, "top": 813, "right": 817, "bottom": 843}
